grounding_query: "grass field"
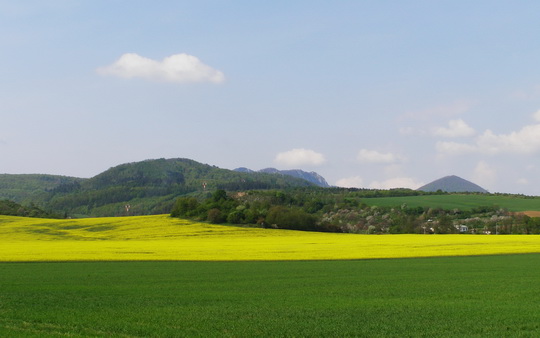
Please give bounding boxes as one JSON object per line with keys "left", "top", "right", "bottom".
{"left": 361, "top": 194, "right": 540, "bottom": 211}
{"left": 1, "top": 255, "right": 540, "bottom": 337}
{"left": 3, "top": 214, "right": 540, "bottom": 261}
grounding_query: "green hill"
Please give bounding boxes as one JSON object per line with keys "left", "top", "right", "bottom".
{"left": 1, "top": 158, "right": 316, "bottom": 217}
{"left": 0, "top": 174, "right": 84, "bottom": 204}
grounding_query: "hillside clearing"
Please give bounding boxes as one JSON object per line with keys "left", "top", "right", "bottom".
{"left": 2, "top": 215, "right": 540, "bottom": 261}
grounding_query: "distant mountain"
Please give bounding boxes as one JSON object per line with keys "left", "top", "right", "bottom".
{"left": 1, "top": 158, "right": 316, "bottom": 217}
{"left": 234, "top": 167, "right": 330, "bottom": 187}
{"left": 234, "top": 167, "right": 255, "bottom": 173}
{"left": 417, "top": 175, "right": 488, "bottom": 193}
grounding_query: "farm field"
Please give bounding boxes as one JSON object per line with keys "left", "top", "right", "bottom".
{"left": 3, "top": 214, "right": 540, "bottom": 261}
{"left": 362, "top": 194, "right": 540, "bottom": 212}
{"left": 1, "top": 255, "right": 540, "bottom": 337}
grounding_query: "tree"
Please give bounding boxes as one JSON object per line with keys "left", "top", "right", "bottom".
{"left": 266, "top": 206, "right": 318, "bottom": 231}
{"left": 212, "top": 189, "right": 228, "bottom": 202}
{"left": 171, "top": 197, "right": 200, "bottom": 218}
{"left": 207, "top": 208, "right": 225, "bottom": 224}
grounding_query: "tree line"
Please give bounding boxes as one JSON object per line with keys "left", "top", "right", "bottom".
{"left": 171, "top": 189, "right": 540, "bottom": 234}
{"left": 0, "top": 199, "right": 61, "bottom": 218}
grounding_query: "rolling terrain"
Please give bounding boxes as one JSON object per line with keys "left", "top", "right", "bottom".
{"left": 0, "top": 158, "right": 316, "bottom": 217}
{"left": 2, "top": 158, "right": 539, "bottom": 223}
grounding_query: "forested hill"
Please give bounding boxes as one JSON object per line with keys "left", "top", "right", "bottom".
{"left": 1, "top": 158, "right": 316, "bottom": 217}
{"left": 0, "top": 174, "right": 84, "bottom": 204}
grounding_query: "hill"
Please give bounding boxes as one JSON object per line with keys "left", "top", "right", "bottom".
{"left": 1, "top": 158, "right": 315, "bottom": 217}
{"left": 0, "top": 174, "right": 84, "bottom": 204}
{"left": 234, "top": 167, "right": 330, "bottom": 187}
{"left": 417, "top": 175, "right": 488, "bottom": 193}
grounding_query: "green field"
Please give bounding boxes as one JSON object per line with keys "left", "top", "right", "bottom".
{"left": 362, "top": 194, "right": 540, "bottom": 211}
{"left": 1, "top": 255, "right": 540, "bottom": 337}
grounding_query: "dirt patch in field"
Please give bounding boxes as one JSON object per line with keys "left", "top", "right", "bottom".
{"left": 522, "top": 211, "right": 540, "bottom": 217}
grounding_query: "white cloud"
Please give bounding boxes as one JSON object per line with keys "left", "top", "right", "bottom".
{"left": 437, "top": 121, "right": 540, "bottom": 156}
{"left": 335, "top": 176, "right": 364, "bottom": 188}
{"left": 97, "top": 53, "right": 225, "bottom": 84}
{"left": 369, "top": 177, "right": 423, "bottom": 190}
{"left": 274, "top": 148, "right": 326, "bottom": 167}
{"left": 357, "top": 149, "right": 400, "bottom": 164}
{"left": 432, "top": 119, "right": 475, "bottom": 138}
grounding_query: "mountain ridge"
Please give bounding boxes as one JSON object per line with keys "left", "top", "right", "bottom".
{"left": 234, "top": 167, "right": 330, "bottom": 187}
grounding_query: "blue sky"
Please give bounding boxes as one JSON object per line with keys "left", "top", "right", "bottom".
{"left": 2, "top": 1, "right": 540, "bottom": 195}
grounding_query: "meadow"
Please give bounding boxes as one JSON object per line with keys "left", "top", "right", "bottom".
{"left": 1, "top": 255, "right": 540, "bottom": 337}
{"left": 361, "top": 193, "right": 540, "bottom": 212}
{"left": 3, "top": 214, "right": 540, "bottom": 261}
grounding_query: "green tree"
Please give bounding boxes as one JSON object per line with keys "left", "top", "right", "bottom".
{"left": 207, "top": 208, "right": 225, "bottom": 224}
{"left": 171, "top": 197, "right": 200, "bottom": 218}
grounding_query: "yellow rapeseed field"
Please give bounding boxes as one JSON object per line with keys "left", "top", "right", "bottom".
{"left": 2, "top": 214, "right": 540, "bottom": 261}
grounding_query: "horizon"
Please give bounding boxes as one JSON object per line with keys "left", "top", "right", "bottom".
{"left": 1, "top": 156, "right": 521, "bottom": 196}
{"left": 1, "top": 1, "right": 540, "bottom": 195}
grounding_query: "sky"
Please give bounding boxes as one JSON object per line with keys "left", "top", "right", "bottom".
{"left": 2, "top": 1, "right": 540, "bottom": 195}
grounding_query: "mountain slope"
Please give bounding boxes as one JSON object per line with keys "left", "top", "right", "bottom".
{"left": 235, "top": 167, "right": 330, "bottom": 187}
{"left": 417, "top": 175, "right": 488, "bottom": 193}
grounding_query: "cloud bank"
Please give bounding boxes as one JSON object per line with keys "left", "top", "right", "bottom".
{"left": 437, "top": 124, "right": 540, "bottom": 155}
{"left": 97, "top": 53, "right": 225, "bottom": 84}
{"left": 437, "top": 111, "right": 540, "bottom": 156}
{"left": 274, "top": 148, "right": 326, "bottom": 167}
